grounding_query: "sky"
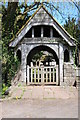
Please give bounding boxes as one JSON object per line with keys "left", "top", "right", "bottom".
{"left": 1, "top": 1, "right": 79, "bottom": 26}
{"left": 19, "top": 1, "right": 79, "bottom": 26}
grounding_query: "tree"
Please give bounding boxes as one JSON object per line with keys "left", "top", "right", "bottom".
{"left": 2, "top": 3, "right": 23, "bottom": 86}
{"left": 64, "top": 17, "right": 80, "bottom": 40}
{"left": 64, "top": 17, "right": 80, "bottom": 66}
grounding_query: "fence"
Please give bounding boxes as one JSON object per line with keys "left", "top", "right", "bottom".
{"left": 27, "top": 65, "right": 58, "bottom": 85}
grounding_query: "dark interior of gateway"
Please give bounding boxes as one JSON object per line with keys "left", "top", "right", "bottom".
{"left": 27, "top": 45, "right": 59, "bottom": 66}
{"left": 64, "top": 49, "right": 70, "bottom": 62}
{"left": 34, "top": 26, "right": 41, "bottom": 37}
{"left": 25, "top": 25, "right": 62, "bottom": 38}
{"left": 16, "top": 49, "right": 21, "bottom": 63}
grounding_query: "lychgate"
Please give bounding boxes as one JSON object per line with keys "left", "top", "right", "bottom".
{"left": 9, "top": 4, "right": 78, "bottom": 86}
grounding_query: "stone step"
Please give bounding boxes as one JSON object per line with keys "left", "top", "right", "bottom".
{"left": 8, "top": 86, "right": 78, "bottom": 100}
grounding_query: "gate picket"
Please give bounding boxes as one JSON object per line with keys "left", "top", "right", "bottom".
{"left": 56, "top": 65, "right": 58, "bottom": 84}
{"left": 53, "top": 68, "right": 54, "bottom": 82}
{"left": 27, "top": 65, "right": 58, "bottom": 85}
{"left": 38, "top": 68, "right": 39, "bottom": 83}
{"left": 50, "top": 68, "right": 51, "bottom": 82}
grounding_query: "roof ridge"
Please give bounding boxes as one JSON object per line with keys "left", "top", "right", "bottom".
{"left": 41, "top": 4, "right": 79, "bottom": 43}
{"left": 9, "top": 3, "right": 79, "bottom": 44}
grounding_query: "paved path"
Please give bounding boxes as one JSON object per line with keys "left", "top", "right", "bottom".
{"left": 1, "top": 86, "right": 78, "bottom": 118}
{"left": 2, "top": 98, "right": 78, "bottom": 118}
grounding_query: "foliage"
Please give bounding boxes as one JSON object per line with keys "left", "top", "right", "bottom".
{"left": 64, "top": 17, "right": 80, "bottom": 41}
{"left": 32, "top": 51, "right": 43, "bottom": 61}
{"left": 2, "top": 83, "right": 8, "bottom": 95}
{"left": 64, "top": 17, "right": 80, "bottom": 66}
{"left": 2, "top": 3, "right": 28, "bottom": 87}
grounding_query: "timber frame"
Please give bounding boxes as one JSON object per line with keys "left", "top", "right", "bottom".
{"left": 9, "top": 4, "right": 79, "bottom": 86}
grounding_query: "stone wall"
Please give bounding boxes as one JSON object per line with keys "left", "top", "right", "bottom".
{"left": 63, "top": 63, "right": 76, "bottom": 86}
{"left": 76, "top": 67, "right": 80, "bottom": 88}
{"left": 79, "top": 49, "right": 80, "bottom": 65}
{"left": 11, "top": 67, "right": 22, "bottom": 86}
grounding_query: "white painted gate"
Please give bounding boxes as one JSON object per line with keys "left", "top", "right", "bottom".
{"left": 27, "top": 65, "right": 59, "bottom": 85}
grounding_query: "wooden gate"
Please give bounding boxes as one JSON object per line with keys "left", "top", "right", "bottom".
{"left": 27, "top": 65, "right": 59, "bottom": 85}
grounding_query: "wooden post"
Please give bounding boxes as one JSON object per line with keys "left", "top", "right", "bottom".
{"left": 34, "top": 68, "right": 36, "bottom": 83}
{"left": 41, "top": 67, "right": 44, "bottom": 83}
{"left": 21, "top": 44, "right": 26, "bottom": 83}
{"left": 50, "top": 27, "right": 53, "bottom": 38}
{"left": 27, "top": 65, "right": 29, "bottom": 85}
{"left": 39, "top": 61, "right": 40, "bottom": 67}
{"left": 41, "top": 26, "right": 43, "bottom": 37}
{"left": 38, "top": 68, "right": 39, "bottom": 83}
{"left": 31, "top": 62, "right": 33, "bottom": 83}
{"left": 50, "top": 67, "right": 51, "bottom": 82}
{"left": 56, "top": 65, "right": 58, "bottom": 85}
{"left": 59, "top": 43, "right": 64, "bottom": 85}
{"left": 32, "top": 27, "right": 34, "bottom": 38}
{"left": 53, "top": 67, "right": 54, "bottom": 82}
{"left": 46, "top": 68, "right": 47, "bottom": 82}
